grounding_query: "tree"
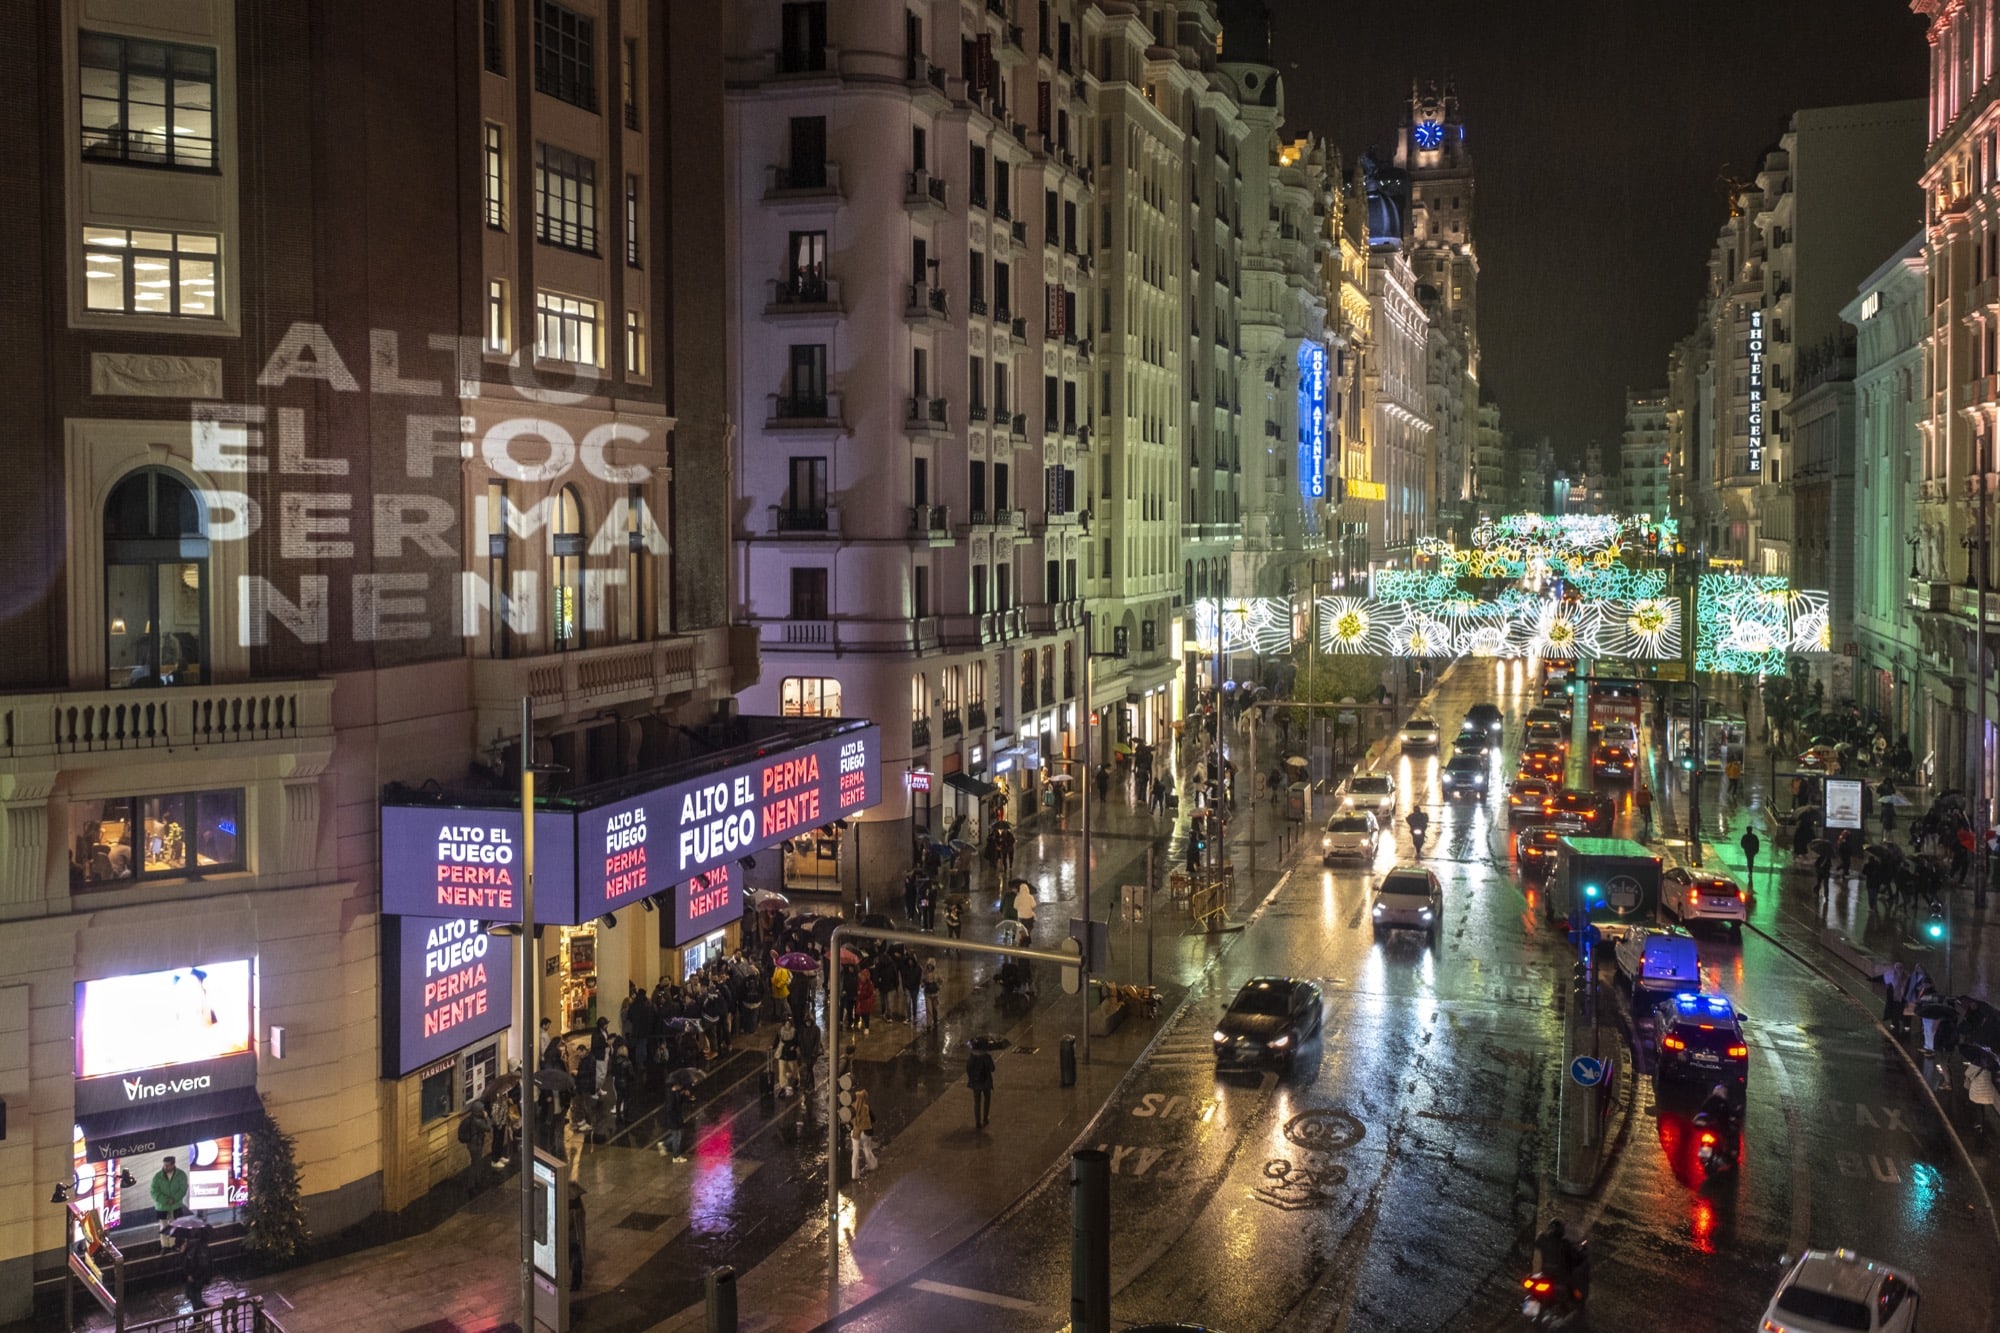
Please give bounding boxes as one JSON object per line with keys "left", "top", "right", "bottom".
{"left": 242, "top": 1100, "right": 312, "bottom": 1266}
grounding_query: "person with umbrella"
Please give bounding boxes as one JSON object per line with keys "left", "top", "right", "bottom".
{"left": 175, "top": 1218, "right": 214, "bottom": 1309}
{"left": 663, "top": 1075, "right": 696, "bottom": 1161}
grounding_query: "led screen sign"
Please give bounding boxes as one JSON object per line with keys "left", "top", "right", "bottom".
{"left": 75, "top": 961, "right": 254, "bottom": 1081}
{"left": 574, "top": 725, "right": 880, "bottom": 920}
{"left": 1298, "top": 341, "right": 1327, "bottom": 500}
{"left": 1747, "top": 309, "right": 1765, "bottom": 474}
{"left": 379, "top": 808, "right": 582, "bottom": 925}
{"left": 381, "top": 917, "right": 515, "bottom": 1077}
{"left": 676, "top": 863, "right": 739, "bottom": 946}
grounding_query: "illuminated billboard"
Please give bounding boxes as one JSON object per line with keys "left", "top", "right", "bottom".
{"left": 75, "top": 961, "right": 254, "bottom": 1081}
{"left": 379, "top": 807, "right": 582, "bottom": 925}
{"left": 382, "top": 917, "right": 515, "bottom": 1077}
{"left": 1298, "top": 341, "right": 1327, "bottom": 500}
{"left": 574, "top": 724, "right": 880, "bottom": 920}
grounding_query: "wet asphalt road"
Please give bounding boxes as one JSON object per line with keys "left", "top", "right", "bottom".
{"left": 831, "top": 661, "right": 2000, "bottom": 1331}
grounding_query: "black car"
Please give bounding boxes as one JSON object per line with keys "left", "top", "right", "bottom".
{"left": 1463, "top": 702, "right": 1504, "bottom": 736}
{"left": 1544, "top": 788, "right": 1615, "bottom": 832}
{"left": 1441, "top": 752, "right": 1490, "bottom": 798}
{"left": 1652, "top": 991, "right": 1749, "bottom": 1098}
{"left": 1451, "top": 729, "right": 1493, "bottom": 758}
{"left": 1214, "top": 976, "right": 1324, "bottom": 1073}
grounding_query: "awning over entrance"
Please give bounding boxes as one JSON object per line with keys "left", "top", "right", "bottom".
{"left": 75, "top": 1084, "right": 264, "bottom": 1163}
{"left": 943, "top": 772, "right": 998, "bottom": 799}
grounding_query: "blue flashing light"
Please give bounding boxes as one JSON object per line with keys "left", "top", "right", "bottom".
{"left": 1925, "top": 919, "right": 1946, "bottom": 941}
{"left": 1673, "top": 993, "right": 1734, "bottom": 1018}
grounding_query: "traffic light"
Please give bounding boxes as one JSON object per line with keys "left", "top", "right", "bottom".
{"left": 1679, "top": 753, "right": 1697, "bottom": 772}
{"left": 836, "top": 1072, "right": 855, "bottom": 1124}
{"left": 1925, "top": 901, "right": 1947, "bottom": 942}
{"left": 1583, "top": 882, "right": 1602, "bottom": 903}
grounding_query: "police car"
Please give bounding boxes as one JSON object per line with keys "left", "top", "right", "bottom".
{"left": 1652, "top": 991, "right": 1748, "bottom": 1097}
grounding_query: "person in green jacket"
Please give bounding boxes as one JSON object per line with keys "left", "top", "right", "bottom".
{"left": 152, "top": 1155, "right": 190, "bottom": 1245}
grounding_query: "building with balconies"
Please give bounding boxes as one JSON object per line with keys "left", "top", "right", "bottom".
{"left": 725, "top": 0, "right": 1091, "bottom": 870}
{"left": 1360, "top": 152, "right": 1434, "bottom": 557}
{"left": 1622, "top": 390, "right": 1670, "bottom": 519}
{"left": 0, "top": 1, "right": 739, "bottom": 1314}
{"left": 1473, "top": 388, "right": 1505, "bottom": 523}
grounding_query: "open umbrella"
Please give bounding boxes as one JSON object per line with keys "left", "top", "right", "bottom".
{"left": 839, "top": 946, "right": 861, "bottom": 965}
{"left": 1046, "top": 773, "right": 1075, "bottom": 785}
{"left": 1880, "top": 792, "right": 1914, "bottom": 807}
{"left": 667, "top": 1067, "right": 702, "bottom": 1089}
{"left": 533, "top": 1067, "right": 575, "bottom": 1093}
{"left": 1285, "top": 755, "right": 1310, "bottom": 770}
{"left": 166, "top": 1216, "right": 213, "bottom": 1237}
{"left": 775, "top": 951, "right": 816, "bottom": 971}
{"left": 995, "top": 920, "right": 1029, "bottom": 947}
{"left": 807, "top": 916, "right": 842, "bottom": 944}
{"left": 750, "top": 889, "right": 791, "bottom": 909}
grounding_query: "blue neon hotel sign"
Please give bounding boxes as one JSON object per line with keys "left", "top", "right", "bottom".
{"left": 1298, "top": 341, "right": 1327, "bottom": 499}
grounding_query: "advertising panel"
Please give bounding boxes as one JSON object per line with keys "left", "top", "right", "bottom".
{"left": 575, "top": 725, "right": 880, "bottom": 919}
{"left": 379, "top": 806, "right": 581, "bottom": 924}
{"left": 75, "top": 961, "right": 254, "bottom": 1081}
{"left": 1825, "top": 778, "right": 1864, "bottom": 831}
{"left": 676, "top": 863, "right": 739, "bottom": 947}
{"left": 381, "top": 917, "right": 516, "bottom": 1077}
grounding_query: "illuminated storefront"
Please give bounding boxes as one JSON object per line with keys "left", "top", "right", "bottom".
{"left": 68, "top": 961, "right": 264, "bottom": 1243}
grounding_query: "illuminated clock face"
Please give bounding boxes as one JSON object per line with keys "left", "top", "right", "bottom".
{"left": 1413, "top": 120, "right": 1444, "bottom": 150}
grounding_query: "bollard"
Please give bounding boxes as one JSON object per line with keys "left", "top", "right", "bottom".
{"left": 1059, "top": 1034, "right": 1078, "bottom": 1088}
{"left": 706, "top": 1265, "right": 738, "bottom": 1333}
{"left": 1070, "top": 1149, "right": 1111, "bottom": 1333}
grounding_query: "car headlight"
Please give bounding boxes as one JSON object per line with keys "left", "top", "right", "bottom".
{"left": 1372, "top": 903, "right": 1384, "bottom": 915}
{"left": 1268, "top": 1035, "right": 1291, "bottom": 1049}
{"left": 1322, "top": 836, "right": 1332, "bottom": 849}
{"left": 1213, "top": 1029, "right": 1229, "bottom": 1043}
{"left": 1419, "top": 908, "right": 1434, "bottom": 920}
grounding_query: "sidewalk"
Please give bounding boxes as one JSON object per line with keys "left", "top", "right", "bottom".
{"left": 26, "top": 754, "right": 1317, "bottom": 1333}
{"left": 1646, "top": 712, "right": 2000, "bottom": 1232}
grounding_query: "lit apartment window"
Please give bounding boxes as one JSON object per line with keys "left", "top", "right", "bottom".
{"left": 621, "top": 482, "right": 648, "bottom": 642}
{"left": 70, "top": 788, "right": 244, "bottom": 890}
{"left": 484, "top": 123, "right": 508, "bottom": 228}
{"left": 534, "top": 143, "right": 597, "bottom": 252}
{"left": 83, "top": 227, "right": 219, "bottom": 317}
{"left": 781, "top": 677, "right": 842, "bottom": 717}
{"left": 79, "top": 31, "right": 216, "bottom": 170}
{"left": 532, "top": 0, "right": 596, "bottom": 110}
{"left": 486, "top": 278, "right": 509, "bottom": 352}
{"left": 104, "top": 468, "right": 208, "bottom": 688}
{"left": 551, "top": 486, "right": 585, "bottom": 650}
{"left": 624, "top": 308, "right": 646, "bottom": 377}
{"left": 534, "top": 290, "right": 601, "bottom": 365}
{"left": 624, "top": 174, "right": 641, "bottom": 266}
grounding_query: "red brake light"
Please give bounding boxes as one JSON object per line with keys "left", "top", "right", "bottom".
{"left": 1727, "top": 1044, "right": 1748, "bottom": 1058}
{"left": 1699, "top": 1131, "right": 1716, "bottom": 1145}
{"left": 1698, "top": 1023, "right": 1715, "bottom": 1030}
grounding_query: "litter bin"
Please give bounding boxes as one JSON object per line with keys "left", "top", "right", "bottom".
{"left": 1059, "top": 1034, "right": 1078, "bottom": 1088}
{"left": 1288, "top": 781, "right": 1309, "bottom": 823}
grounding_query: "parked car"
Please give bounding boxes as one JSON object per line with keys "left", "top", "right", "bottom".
{"left": 1322, "top": 811, "right": 1382, "bottom": 863}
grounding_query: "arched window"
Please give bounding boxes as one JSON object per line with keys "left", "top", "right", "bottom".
{"left": 1183, "top": 560, "right": 1194, "bottom": 605}
{"left": 551, "top": 486, "right": 585, "bottom": 650}
{"left": 105, "top": 469, "right": 207, "bottom": 688}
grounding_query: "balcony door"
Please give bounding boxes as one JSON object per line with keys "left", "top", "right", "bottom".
{"left": 104, "top": 469, "right": 208, "bottom": 688}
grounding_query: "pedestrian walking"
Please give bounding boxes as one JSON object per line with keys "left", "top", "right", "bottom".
{"left": 180, "top": 1226, "right": 215, "bottom": 1309}
{"left": 1635, "top": 783, "right": 1654, "bottom": 840}
{"left": 1095, "top": 762, "right": 1112, "bottom": 803}
{"left": 774, "top": 1022, "right": 800, "bottom": 1097}
{"left": 663, "top": 1084, "right": 694, "bottom": 1161}
{"left": 1725, "top": 756, "right": 1743, "bottom": 805}
{"left": 966, "top": 1046, "right": 996, "bottom": 1129}
{"left": 1150, "top": 767, "right": 1170, "bottom": 814}
{"left": 855, "top": 967, "right": 877, "bottom": 1034}
{"left": 848, "top": 1088, "right": 879, "bottom": 1177}
{"left": 945, "top": 900, "right": 963, "bottom": 939}
{"left": 1013, "top": 882, "right": 1038, "bottom": 935}
{"left": 458, "top": 1097, "right": 491, "bottom": 1192}
{"left": 1881, "top": 959, "right": 1908, "bottom": 1035}
{"left": 567, "top": 1183, "right": 587, "bottom": 1291}
{"left": 898, "top": 950, "right": 922, "bottom": 1024}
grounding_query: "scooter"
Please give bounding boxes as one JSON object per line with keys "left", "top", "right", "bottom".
{"left": 1520, "top": 1240, "right": 1588, "bottom": 1327}
{"left": 1693, "top": 1111, "right": 1739, "bottom": 1177}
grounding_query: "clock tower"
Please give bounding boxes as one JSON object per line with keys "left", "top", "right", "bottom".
{"left": 1395, "top": 77, "right": 1477, "bottom": 372}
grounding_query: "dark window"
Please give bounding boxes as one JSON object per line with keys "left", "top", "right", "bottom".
{"left": 914, "top": 565, "right": 931, "bottom": 616}
{"left": 1065, "top": 557, "right": 1077, "bottom": 600}
{"left": 780, "top": 2, "right": 828, "bottom": 73}
{"left": 104, "top": 469, "right": 208, "bottom": 688}
{"left": 532, "top": 0, "right": 596, "bottom": 110}
{"left": 69, "top": 787, "right": 243, "bottom": 890}
{"left": 789, "top": 116, "right": 828, "bottom": 187}
{"left": 970, "top": 144, "right": 988, "bottom": 207}
{"left": 1064, "top": 199, "right": 1078, "bottom": 251}
{"left": 1046, "top": 189, "right": 1059, "bottom": 240}
{"left": 994, "top": 563, "right": 1011, "bottom": 611}
{"left": 483, "top": 0, "right": 505, "bottom": 75}
{"left": 1044, "top": 374, "right": 1059, "bottom": 425}
{"left": 913, "top": 456, "right": 929, "bottom": 506}
{"left": 969, "top": 251, "right": 986, "bottom": 306}
{"left": 970, "top": 461, "right": 988, "bottom": 514}
{"left": 994, "top": 161, "right": 1011, "bottom": 216}
{"left": 534, "top": 143, "right": 598, "bottom": 252}
{"left": 789, "top": 343, "right": 828, "bottom": 405}
{"left": 79, "top": 31, "right": 217, "bottom": 170}
{"left": 972, "top": 564, "right": 989, "bottom": 615}
{"left": 624, "top": 173, "right": 641, "bottom": 266}
{"left": 789, "top": 457, "right": 829, "bottom": 514}
{"left": 788, "top": 564, "right": 828, "bottom": 616}
{"left": 911, "top": 125, "right": 926, "bottom": 171}
{"left": 995, "top": 261, "right": 1011, "bottom": 313}
{"left": 621, "top": 37, "right": 638, "bottom": 127}
{"left": 994, "top": 462, "right": 1010, "bottom": 510}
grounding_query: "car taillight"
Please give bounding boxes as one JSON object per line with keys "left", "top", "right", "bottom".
{"left": 1522, "top": 1278, "right": 1553, "bottom": 1295}
{"left": 1662, "top": 1035, "right": 1685, "bottom": 1051}
{"left": 1727, "top": 1044, "right": 1748, "bottom": 1058}
{"left": 1699, "top": 1131, "right": 1716, "bottom": 1146}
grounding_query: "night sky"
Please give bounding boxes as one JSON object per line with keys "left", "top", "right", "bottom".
{"left": 1262, "top": 0, "right": 1930, "bottom": 470}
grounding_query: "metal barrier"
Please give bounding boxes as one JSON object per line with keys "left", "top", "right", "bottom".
{"left": 121, "top": 1295, "right": 287, "bottom": 1333}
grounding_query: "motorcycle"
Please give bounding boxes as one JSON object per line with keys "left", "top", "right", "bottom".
{"left": 1408, "top": 814, "right": 1429, "bottom": 856}
{"left": 1521, "top": 1239, "right": 1589, "bottom": 1327}
{"left": 1693, "top": 1111, "right": 1739, "bottom": 1177}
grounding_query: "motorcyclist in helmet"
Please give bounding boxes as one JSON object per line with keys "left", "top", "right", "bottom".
{"left": 1696, "top": 1082, "right": 1740, "bottom": 1157}
{"left": 1532, "top": 1217, "right": 1583, "bottom": 1303}
{"left": 1407, "top": 804, "right": 1430, "bottom": 850}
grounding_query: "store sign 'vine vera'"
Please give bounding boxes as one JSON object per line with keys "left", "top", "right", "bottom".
{"left": 178, "top": 324, "right": 668, "bottom": 648}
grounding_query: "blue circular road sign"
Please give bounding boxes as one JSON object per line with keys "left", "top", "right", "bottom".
{"left": 1569, "top": 1055, "right": 1606, "bottom": 1088}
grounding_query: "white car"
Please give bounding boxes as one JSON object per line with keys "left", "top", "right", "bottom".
{"left": 1372, "top": 865, "right": 1443, "bottom": 945}
{"left": 1339, "top": 773, "right": 1398, "bottom": 816}
{"left": 1660, "top": 866, "right": 1746, "bottom": 933}
{"left": 1399, "top": 718, "right": 1441, "bottom": 752}
{"left": 1760, "top": 1249, "right": 1919, "bottom": 1332}
{"left": 1322, "top": 811, "right": 1381, "bottom": 863}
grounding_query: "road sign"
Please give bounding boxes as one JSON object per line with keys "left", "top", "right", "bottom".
{"left": 1058, "top": 938, "right": 1083, "bottom": 994}
{"left": 1569, "top": 1055, "right": 1606, "bottom": 1088}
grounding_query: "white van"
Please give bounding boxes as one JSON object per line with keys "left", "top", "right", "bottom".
{"left": 1613, "top": 926, "right": 1700, "bottom": 1014}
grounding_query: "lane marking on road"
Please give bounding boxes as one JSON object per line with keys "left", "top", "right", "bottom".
{"left": 1761, "top": 1043, "right": 1813, "bottom": 1259}
{"left": 1415, "top": 1108, "right": 1537, "bottom": 1134}
{"left": 909, "top": 1279, "right": 1047, "bottom": 1312}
